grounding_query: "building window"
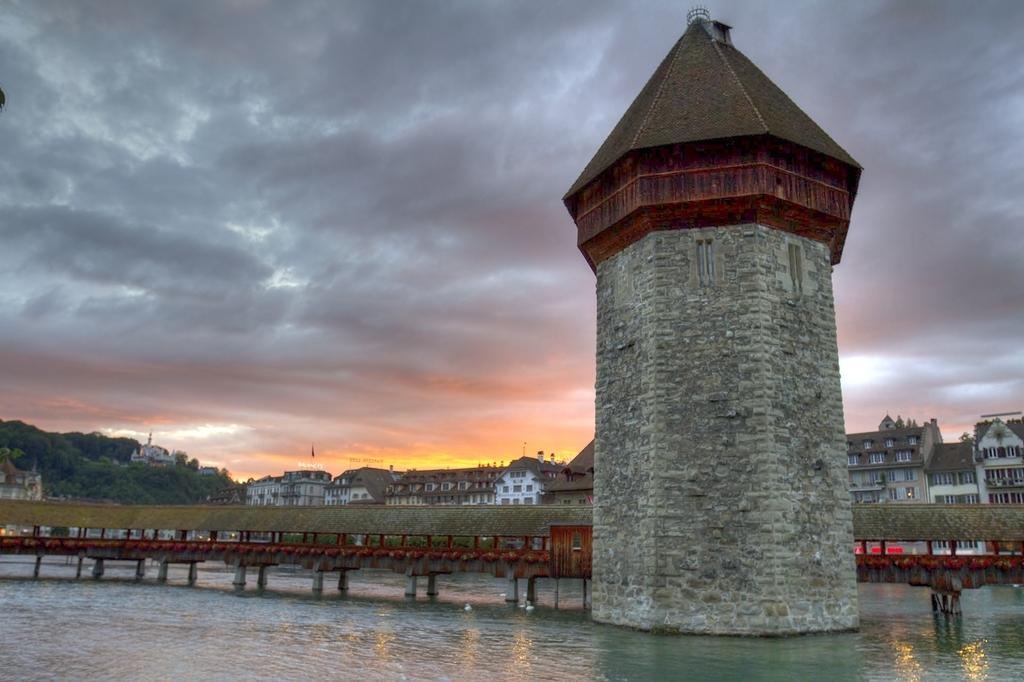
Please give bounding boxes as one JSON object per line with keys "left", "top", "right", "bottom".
{"left": 526, "top": 485, "right": 533, "bottom": 492}
{"left": 908, "top": 436, "right": 919, "bottom": 445}
{"left": 895, "top": 450, "right": 912, "bottom": 462}
{"left": 787, "top": 242, "right": 803, "bottom": 293}
{"left": 863, "top": 440, "right": 873, "bottom": 449}
{"left": 885, "top": 439, "right": 894, "bottom": 448}
{"left": 571, "top": 532, "right": 582, "bottom": 551}
{"left": 961, "top": 471, "right": 976, "bottom": 484}
{"left": 869, "top": 452, "right": 885, "bottom": 464}
{"left": 905, "top": 487, "right": 915, "bottom": 499}
{"left": 696, "top": 238, "right": 714, "bottom": 286}
{"left": 847, "top": 455, "right": 858, "bottom": 466}
{"left": 930, "top": 472, "right": 955, "bottom": 486}
{"left": 513, "top": 485, "right": 522, "bottom": 493}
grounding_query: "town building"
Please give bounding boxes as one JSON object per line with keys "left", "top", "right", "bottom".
{"left": 925, "top": 442, "right": 979, "bottom": 504}
{"left": 245, "top": 469, "right": 332, "bottom": 506}
{"left": 325, "top": 467, "right": 398, "bottom": 505}
{"left": 847, "top": 416, "right": 942, "bottom": 503}
{"left": 494, "top": 452, "right": 562, "bottom": 505}
{"left": 542, "top": 441, "right": 594, "bottom": 505}
{"left": 246, "top": 475, "right": 281, "bottom": 506}
{"left": 0, "top": 458, "right": 42, "bottom": 500}
{"left": 385, "top": 465, "right": 501, "bottom": 505}
{"left": 206, "top": 484, "right": 246, "bottom": 505}
{"left": 974, "top": 416, "right": 1024, "bottom": 504}
{"left": 129, "top": 432, "right": 177, "bottom": 466}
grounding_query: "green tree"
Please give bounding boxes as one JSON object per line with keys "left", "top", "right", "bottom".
{"left": 0, "top": 446, "right": 26, "bottom": 463}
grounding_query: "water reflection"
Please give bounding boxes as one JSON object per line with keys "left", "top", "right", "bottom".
{"left": 460, "top": 627, "right": 480, "bottom": 669}
{"left": 505, "top": 630, "right": 533, "bottom": 680}
{"left": 890, "top": 639, "right": 922, "bottom": 682}
{"left": 375, "top": 630, "right": 395, "bottom": 662}
{"left": 958, "top": 641, "right": 989, "bottom": 681}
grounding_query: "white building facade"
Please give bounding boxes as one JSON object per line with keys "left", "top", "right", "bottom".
{"left": 974, "top": 418, "right": 1024, "bottom": 504}
{"left": 494, "top": 453, "right": 561, "bottom": 506}
{"left": 246, "top": 476, "right": 282, "bottom": 506}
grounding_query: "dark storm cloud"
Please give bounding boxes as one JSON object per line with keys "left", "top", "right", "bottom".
{"left": 0, "top": 0, "right": 1021, "bottom": 473}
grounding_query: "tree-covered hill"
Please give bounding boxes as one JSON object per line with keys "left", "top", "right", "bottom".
{"left": 0, "top": 419, "right": 234, "bottom": 504}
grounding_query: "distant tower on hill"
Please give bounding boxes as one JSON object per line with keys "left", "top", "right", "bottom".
{"left": 563, "top": 10, "right": 861, "bottom": 634}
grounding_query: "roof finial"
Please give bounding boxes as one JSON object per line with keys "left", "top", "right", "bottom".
{"left": 687, "top": 5, "right": 711, "bottom": 25}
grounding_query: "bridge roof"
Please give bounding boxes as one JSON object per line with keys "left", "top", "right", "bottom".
{"left": 3, "top": 501, "right": 1022, "bottom": 542}
{"left": 0, "top": 500, "right": 592, "bottom": 537}
{"left": 852, "top": 504, "right": 1024, "bottom": 542}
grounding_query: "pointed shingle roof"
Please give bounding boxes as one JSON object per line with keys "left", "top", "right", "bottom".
{"left": 566, "top": 19, "right": 859, "bottom": 197}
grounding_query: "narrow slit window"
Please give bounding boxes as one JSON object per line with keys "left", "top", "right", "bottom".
{"left": 788, "top": 242, "right": 803, "bottom": 293}
{"left": 571, "top": 531, "right": 582, "bottom": 551}
{"left": 696, "top": 239, "right": 714, "bottom": 286}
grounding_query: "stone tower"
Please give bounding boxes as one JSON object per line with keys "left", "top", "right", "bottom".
{"left": 563, "top": 11, "right": 861, "bottom": 635}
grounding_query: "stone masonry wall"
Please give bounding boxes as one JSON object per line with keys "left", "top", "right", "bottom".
{"left": 592, "top": 224, "right": 858, "bottom": 634}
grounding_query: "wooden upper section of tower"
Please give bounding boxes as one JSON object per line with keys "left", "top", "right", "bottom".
{"left": 563, "top": 15, "right": 861, "bottom": 270}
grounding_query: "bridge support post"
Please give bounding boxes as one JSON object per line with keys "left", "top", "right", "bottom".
{"left": 426, "top": 574, "right": 438, "bottom": 597}
{"left": 135, "top": 559, "right": 146, "bottom": 580}
{"left": 405, "top": 574, "right": 418, "bottom": 598}
{"left": 312, "top": 570, "right": 324, "bottom": 593}
{"left": 187, "top": 562, "right": 198, "bottom": 586}
{"left": 76, "top": 556, "right": 84, "bottom": 579}
{"left": 554, "top": 579, "right": 560, "bottom": 609}
{"left": 157, "top": 561, "right": 169, "bottom": 583}
{"left": 33, "top": 555, "right": 42, "bottom": 579}
{"left": 582, "top": 579, "right": 589, "bottom": 609}
{"left": 257, "top": 565, "right": 268, "bottom": 589}
{"left": 506, "top": 576, "right": 518, "bottom": 603}
{"left": 526, "top": 577, "right": 536, "bottom": 605}
{"left": 92, "top": 558, "right": 105, "bottom": 579}
{"left": 337, "top": 570, "right": 349, "bottom": 592}
{"left": 232, "top": 564, "right": 247, "bottom": 589}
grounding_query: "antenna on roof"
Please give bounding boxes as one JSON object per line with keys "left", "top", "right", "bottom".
{"left": 687, "top": 5, "right": 710, "bottom": 25}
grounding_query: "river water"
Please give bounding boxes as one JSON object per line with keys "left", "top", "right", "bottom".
{"left": 2, "top": 557, "right": 1023, "bottom": 681}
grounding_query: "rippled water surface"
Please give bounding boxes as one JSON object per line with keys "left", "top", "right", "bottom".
{"left": 2, "top": 557, "right": 1024, "bottom": 680}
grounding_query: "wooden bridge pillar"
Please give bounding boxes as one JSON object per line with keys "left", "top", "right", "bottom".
{"left": 506, "top": 576, "right": 518, "bottom": 603}
{"left": 405, "top": 573, "right": 418, "bottom": 598}
{"left": 257, "top": 565, "right": 269, "bottom": 589}
{"left": 232, "top": 563, "right": 247, "bottom": 589}
{"left": 337, "top": 570, "right": 349, "bottom": 592}
{"left": 426, "top": 574, "right": 438, "bottom": 597}
{"left": 187, "top": 562, "right": 198, "bottom": 586}
{"left": 33, "top": 555, "right": 42, "bottom": 579}
{"left": 157, "top": 560, "right": 169, "bottom": 583}
{"left": 135, "top": 559, "right": 146, "bottom": 580}
{"left": 76, "top": 556, "right": 84, "bottom": 579}
{"left": 92, "top": 558, "right": 105, "bottom": 579}
{"left": 932, "top": 590, "right": 962, "bottom": 616}
{"left": 526, "top": 577, "right": 536, "bottom": 604}
{"left": 312, "top": 569, "right": 324, "bottom": 593}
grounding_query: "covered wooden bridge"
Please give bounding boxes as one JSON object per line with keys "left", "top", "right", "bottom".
{"left": 0, "top": 500, "right": 592, "bottom": 604}
{"left": 2, "top": 501, "right": 1023, "bottom": 612}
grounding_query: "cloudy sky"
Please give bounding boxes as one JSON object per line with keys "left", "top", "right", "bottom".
{"left": 1, "top": 0, "right": 1021, "bottom": 479}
